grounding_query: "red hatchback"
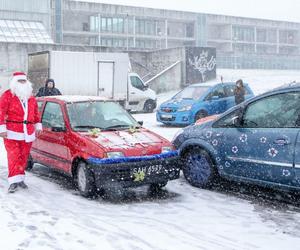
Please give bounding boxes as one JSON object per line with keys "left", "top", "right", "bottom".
{"left": 28, "top": 96, "right": 179, "bottom": 197}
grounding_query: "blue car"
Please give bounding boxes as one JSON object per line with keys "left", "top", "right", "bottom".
{"left": 156, "top": 82, "right": 254, "bottom": 126}
{"left": 173, "top": 83, "right": 300, "bottom": 192}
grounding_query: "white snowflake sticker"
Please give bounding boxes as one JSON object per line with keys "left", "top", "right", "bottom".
{"left": 225, "top": 161, "right": 231, "bottom": 168}
{"left": 205, "top": 131, "right": 213, "bottom": 139}
{"left": 216, "top": 157, "right": 221, "bottom": 162}
{"left": 260, "top": 137, "right": 267, "bottom": 143}
{"left": 282, "top": 169, "right": 291, "bottom": 177}
{"left": 232, "top": 146, "right": 238, "bottom": 154}
{"left": 268, "top": 148, "right": 278, "bottom": 157}
{"left": 239, "top": 134, "right": 247, "bottom": 143}
{"left": 218, "top": 165, "right": 224, "bottom": 170}
{"left": 212, "top": 139, "right": 218, "bottom": 146}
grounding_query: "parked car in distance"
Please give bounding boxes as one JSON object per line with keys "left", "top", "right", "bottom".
{"left": 28, "top": 96, "right": 180, "bottom": 197}
{"left": 157, "top": 82, "right": 254, "bottom": 126}
{"left": 173, "top": 84, "right": 300, "bottom": 193}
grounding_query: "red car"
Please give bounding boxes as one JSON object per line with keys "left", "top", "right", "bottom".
{"left": 28, "top": 96, "right": 180, "bottom": 197}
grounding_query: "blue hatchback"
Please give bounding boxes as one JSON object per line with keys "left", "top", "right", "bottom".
{"left": 156, "top": 82, "right": 254, "bottom": 126}
{"left": 173, "top": 83, "right": 300, "bottom": 192}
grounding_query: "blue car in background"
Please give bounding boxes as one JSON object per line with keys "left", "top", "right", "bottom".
{"left": 156, "top": 82, "right": 254, "bottom": 126}
{"left": 173, "top": 83, "right": 300, "bottom": 193}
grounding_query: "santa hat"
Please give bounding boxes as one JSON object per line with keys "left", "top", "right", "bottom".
{"left": 12, "top": 71, "right": 27, "bottom": 82}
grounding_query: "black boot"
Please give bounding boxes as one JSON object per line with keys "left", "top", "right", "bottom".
{"left": 18, "top": 181, "right": 28, "bottom": 189}
{"left": 8, "top": 183, "right": 19, "bottom": 193}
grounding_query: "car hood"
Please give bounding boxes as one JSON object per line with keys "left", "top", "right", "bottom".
{"left": 160, "top": 98, "right": 196, "bottom": 109}
{"left": 79, "top": 128, "right": 166, "bottom": 150}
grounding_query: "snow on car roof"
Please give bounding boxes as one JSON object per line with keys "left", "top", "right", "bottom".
{"left": 189, "top": 81, "right": 235, "bottom": 87}
{"left": 42, "top": 95, "right": 112, "bottom": 103}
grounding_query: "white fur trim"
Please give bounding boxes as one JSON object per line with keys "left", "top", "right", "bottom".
{"left": 13, "top": 75, "right": 27, "bottom": 82}
{"left": 35, "top": 123, "right": 42, "bottom": 131}
{"left": 0, "top": 124, "right": 7, "bottom": 133}
{"left": 6, "top": 130, "right": 36, "bottom": 142}
{"left": 8, "top": 174, "right": 25, "bottom": 185}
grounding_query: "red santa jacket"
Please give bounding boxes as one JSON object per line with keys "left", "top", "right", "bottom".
{"left": 0, "top": 90, "right": 42, "bottom": 142}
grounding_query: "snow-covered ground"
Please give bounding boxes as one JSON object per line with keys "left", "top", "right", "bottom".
{"left": 1, "top": 69, "right": 300, "bottom": 250}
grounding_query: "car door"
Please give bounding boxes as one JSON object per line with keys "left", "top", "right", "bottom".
{"left": 220, "top": 91, "right": 300, "bottom": 185}
{"left": 204, "top": 84, "right": 227, "bottom": 114}
{"left": 35, "top": 101, "right": 71, "bottom": 172}
{"left": 223, "top": 84, "right": 236, "bottom": 110}
{"left": 128, "top": 75, "right": 147, "bottom": 107}
{"left": 293, "top": 119, "right": 300, "bottom": 187}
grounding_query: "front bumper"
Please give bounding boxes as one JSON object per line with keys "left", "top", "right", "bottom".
{"left": 156, "top": 111, "right": 193, "bottom": 125}
{"left": 86, "top": 151, "right": 180, "bottom": 188}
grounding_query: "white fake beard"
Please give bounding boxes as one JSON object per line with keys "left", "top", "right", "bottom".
{"left": 10, "top": 80, "right": 33, "bottom": 101}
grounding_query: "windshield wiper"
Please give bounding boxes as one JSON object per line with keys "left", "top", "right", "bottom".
{"left": 73, "top": 125, "right": 103, "bottom": 130}
{"left": 103, "top": 124, "right": 130, "bottom": 131}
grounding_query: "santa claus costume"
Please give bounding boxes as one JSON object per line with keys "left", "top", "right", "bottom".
{"left": 0, "top": 72, "right": 42, "bottom": 193}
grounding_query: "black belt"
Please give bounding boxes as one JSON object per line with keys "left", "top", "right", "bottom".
{"left": 6, "top": 120, "right": 34, "bottom": 124}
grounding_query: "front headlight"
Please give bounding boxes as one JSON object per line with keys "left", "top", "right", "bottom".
{"left": 161, "top": 146, "right": 173, "bottom": 153}
{"left": 177, "top": 105, "right": 192, "bottom": 112}
{"left": 106, "top": 151, "right": 124, "bottom": 158}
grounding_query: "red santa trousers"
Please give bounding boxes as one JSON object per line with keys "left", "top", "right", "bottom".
{"left": 4, "top": 139, "right": 32, "bottom": 184}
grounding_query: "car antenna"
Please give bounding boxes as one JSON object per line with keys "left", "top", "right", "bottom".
{"left": 220, "top": 75, "right": 224, "bottom": 84}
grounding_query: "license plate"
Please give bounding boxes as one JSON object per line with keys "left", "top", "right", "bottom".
{"left": 161, "top": 114, "right": 173, "bottom": 119}
{"left": 131, "top": 165, "right": 164, "bottom": 181}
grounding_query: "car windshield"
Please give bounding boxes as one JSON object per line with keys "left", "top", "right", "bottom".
{"left": 66, "top": 101, "right": 139, "bottom": 131}
{"left": 173, "top": 86, "right": 210, "bottom": 100}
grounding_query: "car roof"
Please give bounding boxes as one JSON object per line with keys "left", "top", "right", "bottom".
{"left": 272, "top": 82, "right": 300, "bottom": 91}
{"left": 188, "top": 82, "right": 238, "bottom": 88}
{"left": 37, "top": 95, "right": 111, "bottom": 103}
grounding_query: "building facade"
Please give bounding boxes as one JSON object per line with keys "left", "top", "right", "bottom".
{"left": 0, "top": 0, "right": 299, "bottom": 70}
{"left": 60, "top": 0, "right": 300, "bottom": 69}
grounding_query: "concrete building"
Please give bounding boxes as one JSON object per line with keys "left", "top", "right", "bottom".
{"left": 60, "top": 0, "right": 300, "bottom": 69}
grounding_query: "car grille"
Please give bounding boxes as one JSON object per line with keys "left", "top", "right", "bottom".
{"left": 161, "top": 107, "right": 177, "bottom": 113}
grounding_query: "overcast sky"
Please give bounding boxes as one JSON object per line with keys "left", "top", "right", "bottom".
{"left": 74, "top": 0, "right": 300, "bottom": 23}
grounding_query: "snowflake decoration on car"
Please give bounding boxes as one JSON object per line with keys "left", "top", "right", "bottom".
{"left": 216, "top": 157, "right": 221, "bottom": 162}
{"left": 232, "top": 146, "right": 238, "bottom": 154}
{"left": 225, "top": 161, "right": 231, "bottom": 168}
{"left": 239, "top": 134, "right": 247, "bottom": 143}
{"left": 212, "top": 139, "right": 218, "bottom": 146}
{"left": 260, "top": 137, "right": 267, "bottom": 143}
{"left": 282, "top": 169, "right": 291, "bottom": 177}
{"left": 268, "top": 148, "right": 278, "bottom": 157}
{"left": 205, "top": 131, "right": 213, "bottom": 139}
{"left": 218, "top": 165, "right": 224, "bottom": 170}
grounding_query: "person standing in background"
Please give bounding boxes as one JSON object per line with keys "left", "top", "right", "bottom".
{"left": 234, "top": 79, "right": 246, "bottom": 105}
{"left": 36, "top": 78, "right": 62, "bottom": 97}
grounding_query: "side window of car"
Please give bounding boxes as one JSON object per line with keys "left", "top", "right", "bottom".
{"left": 130, "top": 76, "right": 145, "bottom": 91}
{"left": 42, "top": 102, "right": 65, "bottom": 128}
{"left": 213, "top": 108, "right": 243, "bottom": 128}
{"left": 37, "top": 101, "right": 44, "bottom": 113}
{"left": 243, "top": 92, "right": 300, "bottom": 128}
{"left": 224, "top": 85, "right": 235, "bottom": 97}
{"left": 206, "top": 86, "right": 225, "bottom": 100}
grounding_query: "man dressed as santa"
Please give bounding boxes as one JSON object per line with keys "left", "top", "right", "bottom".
{"left": 0, "top": 72, "right": 42, "bottom": 193}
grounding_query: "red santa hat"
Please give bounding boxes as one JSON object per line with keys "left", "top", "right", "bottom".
{"left": 12, "top": 71, "right": 27, "bottom": 82}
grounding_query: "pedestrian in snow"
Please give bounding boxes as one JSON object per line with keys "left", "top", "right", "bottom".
{"left": 36, "top": 78, "right": 62, "bottom": 97}
{"left": 0, "top": 72, "right": 42, "bottom": 193}
{"left": 234, "top": 79, "right": 246, "bottom": 105}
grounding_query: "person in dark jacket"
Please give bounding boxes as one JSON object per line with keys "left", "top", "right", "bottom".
{"left": 234, "top": 79, "right": 245, "bottom": 105}
{"left": 36, "top": 78, "right": 62, "bottom": 97}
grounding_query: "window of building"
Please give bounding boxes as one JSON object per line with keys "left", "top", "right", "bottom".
{"left": 186, "top": 23, "right": 194, "bottom": 38}
{"left": 257, "top": 29, "right": 267, "bottom": 43}
{"left": 0, "top": 19, "right": 53, "bottom": 44}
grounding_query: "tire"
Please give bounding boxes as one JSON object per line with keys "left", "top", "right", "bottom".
{"left": 195, "top": 110, "right": 207, "bottom": 122}
{"left": 26, "top": 154, "right": 34, "bottom": 171}
{"left": 75, "top": 162, "right": 96, "bottom": 197}
{"left": 143, "top": 100, "right": 156, "bottom": 113}
{"left": 182, "top": 147, "right": 216, "bottom": 188}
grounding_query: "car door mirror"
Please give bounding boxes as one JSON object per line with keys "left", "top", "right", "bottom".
{"left": 138, "top": 121, "right": 143, "bottom": 126}
{"left": 51, "top": 126, "right": 66, "bottom": 132}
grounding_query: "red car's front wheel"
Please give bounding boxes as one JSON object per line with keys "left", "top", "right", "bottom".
{"left": 76, "top": 162, "right": 96, "bottom": 197}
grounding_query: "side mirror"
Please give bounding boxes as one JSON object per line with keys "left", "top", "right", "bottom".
{"left": 51, "top": 126, "right": 66, "bottom": 132}
{"left": 143, "top": 85, "right": 149, "bottom": 91}
{"left": 138, "top": 121, "right": 143, "bottom": 126}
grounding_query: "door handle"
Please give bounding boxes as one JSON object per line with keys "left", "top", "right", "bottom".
{"left": 274, "top": 138, "right": 290, "bottom": 145}
{"left": 130, "top": 92, "right": 136, "bottom": 94}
